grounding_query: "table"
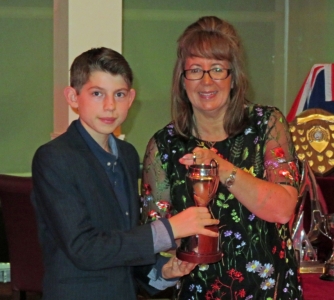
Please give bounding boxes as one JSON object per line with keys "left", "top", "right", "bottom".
{"left": 301, "top": 273, "right": 334, "bottom": 300}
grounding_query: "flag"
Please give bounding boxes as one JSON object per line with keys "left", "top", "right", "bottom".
{"left": 286, "top": 64, "right": 334, "bottom": 122}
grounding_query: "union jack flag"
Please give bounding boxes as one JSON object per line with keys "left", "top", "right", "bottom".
{"left": 286, "top": 64, "right": 334, "bottom": 122}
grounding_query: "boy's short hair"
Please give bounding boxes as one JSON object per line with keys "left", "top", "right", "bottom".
{"left": 70, "top": 47, "right": 133, "bottom": 94}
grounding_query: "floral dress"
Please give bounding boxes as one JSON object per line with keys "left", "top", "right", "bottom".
{"left": 142, "top": 104, "right": 303, "bottom": 300}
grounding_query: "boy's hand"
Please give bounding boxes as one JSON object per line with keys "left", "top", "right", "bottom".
{"left": 168, "top": 207, "right": 219, "bottom": 239}
{"left": 162, "top": 256, "right": 197, "bottom": 279}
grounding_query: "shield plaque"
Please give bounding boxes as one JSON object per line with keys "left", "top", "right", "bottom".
{"left": 289, "top": 108, "right": 334, "bottom": 176}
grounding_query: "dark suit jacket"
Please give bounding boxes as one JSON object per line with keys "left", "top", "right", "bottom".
{"left": 31, "top": 122, "right": 156, "bottom": 300}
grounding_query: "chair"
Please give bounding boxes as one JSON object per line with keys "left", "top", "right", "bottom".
{"left": 0, "top": 174, "right": 43, "bottom": 300}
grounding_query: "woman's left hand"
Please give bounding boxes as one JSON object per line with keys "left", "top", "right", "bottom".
{"left": 161, "top": 256, "right": 197, "bottom": 279}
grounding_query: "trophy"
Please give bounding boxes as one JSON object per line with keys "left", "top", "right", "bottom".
{"left": 290, "top": 160, "right": 324, "bottom": 273}
{"left": 315, "top": 211, "right": 334, "bottom": 280}
{"left": 176, "top": 159, "right": 221, "bottom": 264}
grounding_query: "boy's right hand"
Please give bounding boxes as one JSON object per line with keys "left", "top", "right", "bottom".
{"left": 168, "top": 207, "right": 219, "bottom": 239}
{"left": 162, "top": 256, "right": 197, "bottom": 279}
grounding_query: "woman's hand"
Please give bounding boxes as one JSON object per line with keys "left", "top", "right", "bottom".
{"left": 168, "top": 206, "right": 219, "bottom": 239}
{"left": 179, "top": 147, "right": 222, "bottom": 166}
{"left": 178, "top": 147, "right": 298, "bottom": 224}
{"left": 162, "top": 256, "right": 197, "bottom": 279}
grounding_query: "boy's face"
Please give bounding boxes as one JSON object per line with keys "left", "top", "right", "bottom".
{"left": 64, "top": 71, "right": 135, "bottom": 146}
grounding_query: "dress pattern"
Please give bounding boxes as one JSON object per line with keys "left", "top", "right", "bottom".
{"left": 142, "top": 104, "right": 303, "bottom": 300}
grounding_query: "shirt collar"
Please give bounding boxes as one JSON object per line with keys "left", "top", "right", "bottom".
{"left": 75, "top": 119, "right": 118, "bottom": 158}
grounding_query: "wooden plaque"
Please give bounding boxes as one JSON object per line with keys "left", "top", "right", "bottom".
{"left": 289, "top": 108, "right": 334, "bottom": 176}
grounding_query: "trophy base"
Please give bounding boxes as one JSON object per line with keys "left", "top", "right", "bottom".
{"left": 320, "top": 273, "right": 334, "bottom": 281}
{"left": 176, "top": 249, "right": 222, "bottom": 264}
{"left": 299, "top": 261, "right": 324, "bottom": 274}
{"left": 320, "top": 262, "right": 334, "bottom": 281}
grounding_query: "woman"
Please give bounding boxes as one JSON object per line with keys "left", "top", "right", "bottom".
{"left": 142, "top": 16, "right": 302, "bottom": 299}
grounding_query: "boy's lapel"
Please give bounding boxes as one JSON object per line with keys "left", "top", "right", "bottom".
{"left": 117, "top": 143, "right": 140, "bottom": 227}
{"left": 69, "top": 124, "right": 126, "bottom": 218}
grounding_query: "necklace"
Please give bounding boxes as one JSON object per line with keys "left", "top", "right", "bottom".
{"left": 192, "top": 115, "right": 219, "bottom": 149}
{"left": 205, "top": 140, "right": 217, "bottom": 149}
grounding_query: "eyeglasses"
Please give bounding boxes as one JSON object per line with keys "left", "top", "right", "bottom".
{"left": 183, "top": 68, "right": 231, "bottom": 81}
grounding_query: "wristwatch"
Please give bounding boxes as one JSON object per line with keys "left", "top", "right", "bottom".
{"left": 224, "top": 166, "right": 237, "bottom": 188}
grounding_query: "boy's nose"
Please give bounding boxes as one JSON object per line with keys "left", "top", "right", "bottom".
{"left": 103, "top": 96, "right": 116, "bottom": 110}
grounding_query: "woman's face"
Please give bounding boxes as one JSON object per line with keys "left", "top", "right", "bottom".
{"left": 183, "top": 56, "right": 232, "bottom": 117}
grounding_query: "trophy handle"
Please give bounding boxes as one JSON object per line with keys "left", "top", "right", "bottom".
{"left": 210, "top": 159, "right": 218, "bottom": 170}
{"left": 210, "top": 159, "right": 219, "bottom": 196}
{"left": 313, "top": 209, "right": 330, "bottom": 239}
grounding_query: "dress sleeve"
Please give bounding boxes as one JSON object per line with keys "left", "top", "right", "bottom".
{"left": 263, "top": 108, "right": 299, "bottom": 187}
{"left": 141, "top": 137, "right": 173, "bottom": 224}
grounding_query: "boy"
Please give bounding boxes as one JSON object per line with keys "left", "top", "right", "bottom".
{"left": 31, "top": 47, "right": 218, "bottom": 299}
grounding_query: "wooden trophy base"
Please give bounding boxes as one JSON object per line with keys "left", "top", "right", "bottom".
{"left": 176, "top": 225, "right": 221, "bottom": 264}
{"left": 176, "top": 248, "right": 222, "bottom": 264}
